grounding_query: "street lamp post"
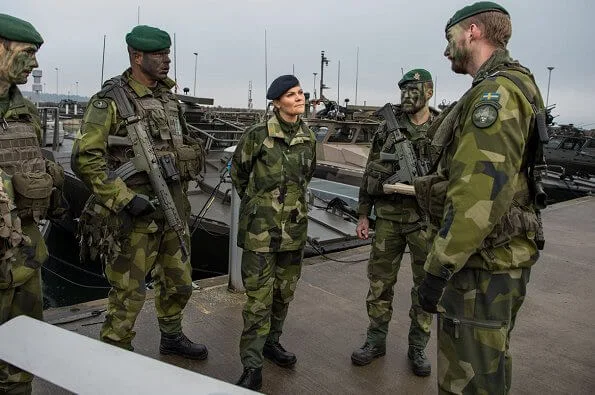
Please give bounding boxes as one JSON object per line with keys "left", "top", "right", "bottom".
{"left": 55, "top": 67, "right": 59, "bottom": 95}
{"left": 193, "top": 52, "right": 198, "bottom": 97}
{"left": 546, "top": 66, "right": 555, "bottom": 108}
{"left": 313, "top": 72, "right": 317, "bottom": 100}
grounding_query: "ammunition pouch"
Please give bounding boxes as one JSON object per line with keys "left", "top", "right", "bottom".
{"left": 364, "top": 160, "right": 394, "bottom": 196}
{"left": 481, "top": 202, "right": 540, "bottom": 250}
{"left": 413, "top": 174, "right": 449, "bottom": 226}
{"left": 0, "top": 197, "right": 28, "bottom": 290}
{"left": 77, "top": 195, "right": 126, "bottom": 266}
{"left": 45, "top": 159, "right": 67, "bottom": 219}
{"left": 12, "top": 172, "right": 53, "bottom": 222}
{"left": 175, "top": 142, "right": 205, "bottom": 182}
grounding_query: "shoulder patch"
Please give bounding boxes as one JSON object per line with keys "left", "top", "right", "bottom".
{"left": 93, "top": 100, "right": 108, "bottom": 109}
{"left": 472, "top": 102, "right": 499, "bottom": 129}
{"left": 480, "top": 92, "right": 500, "bottom": 102}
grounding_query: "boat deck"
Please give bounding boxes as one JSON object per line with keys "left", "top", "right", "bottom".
{"left": 36, "top": 196, "right": 595, "bottom": 394}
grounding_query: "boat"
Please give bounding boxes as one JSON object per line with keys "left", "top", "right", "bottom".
{"left": 39, "top": 107, "right": 371, "bottom": 308}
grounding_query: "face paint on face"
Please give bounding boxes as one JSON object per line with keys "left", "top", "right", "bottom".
{"left": 400, "top": 82, "right": 426, "bottom": 114}
{"left": 140, "top": 49, "right": 170, "bottom": 82}
{"left": 0, "top": 42, "right": 39, "bottom": 86}
{"left": 444, "top": 26, "right": 471, "bottom": 75}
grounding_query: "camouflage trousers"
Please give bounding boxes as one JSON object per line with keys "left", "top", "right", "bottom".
{"left": 365, "top": 218, "right": 432, "bottom": 350}
{"left": 239, "top": 249, "right": 303, "bottom": 368}
{"left": 100, "top": 223, "right": 193, "bottom": 350}
{"left": 0, "top": 223, "right": 47, "bottom": 395}
{"left": 437, "top": 268, "right": 530, "bottom": 395}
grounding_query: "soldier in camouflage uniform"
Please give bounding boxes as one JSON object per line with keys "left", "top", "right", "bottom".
{"left": 415, "top": 2, "right": 546, "bottom": 394}
{"left": 231, "top": 75, "right": 316, "bottom": 391}
{"left": 71, "top": 25, "right": 207, "bottom": 359}
{"left": 0, "top": 14, "right": 66, "bottom": 394}
{"left": 352, "top": 69, "right": 438, "bottom": 376}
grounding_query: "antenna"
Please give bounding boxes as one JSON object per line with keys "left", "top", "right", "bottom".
{"left": 100, "top": 35, "right": 106, "bottom": 87}
{"left": 355, "top": 46, "right": 359, "bottom": 106}
{"left": 137, "top": 6, "right": 140, "bottom": 24}
{"left": 433, "top": 75, "right": 437, "bottom": 108}
{"left": 320, "top": 50, "right": 330, "bottom": 100}
{"left": 337, "top": 60, "right": 341, "bottom": 105}
{"left": 248, "top": 80, "right": 253, "bottom": 110}
{"left": 173, "top": 33, "right": 177, "bottom": 93}
{"left": 264, "top": 29, "right": 268, "bottom": 107}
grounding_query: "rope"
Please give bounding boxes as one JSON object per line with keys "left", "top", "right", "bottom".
{"left": 42, "top": 265, "right": 111, "bottom": 290}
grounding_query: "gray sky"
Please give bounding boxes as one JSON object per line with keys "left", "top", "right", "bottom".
{"left": 5, "top": 0, "right": 594, "bottom": 126}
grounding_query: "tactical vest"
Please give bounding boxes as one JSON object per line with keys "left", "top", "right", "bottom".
{"left": 101, "top": 77, "right": 203, "bottom": 187}
{"left": 414, "top": 68, "right": 543, "bottom": 251}
{"left": 0, "top": 119, "right": 53, "bottom": 222}
{"left": 365, "top": 107, "right": 433, "bottom": 196}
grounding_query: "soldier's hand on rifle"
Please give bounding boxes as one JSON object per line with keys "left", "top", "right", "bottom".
{"left": 356, "top": 215, "right": 370, "bottom": 240}
{"left": 125, "top": 194, "right": 156, "bottom": 217}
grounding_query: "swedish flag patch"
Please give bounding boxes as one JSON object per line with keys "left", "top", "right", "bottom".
{"left": 481, "top": 92, "right": 500, "bottom": 102}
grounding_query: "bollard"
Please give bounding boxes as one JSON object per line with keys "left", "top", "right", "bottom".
{"left": 228, "top": 182, "right": 244, "bottom": 292}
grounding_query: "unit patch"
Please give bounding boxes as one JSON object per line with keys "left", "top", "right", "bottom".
{"left": 472, "top": 103, "right": 499, "bottom": 128}
{"left": 92, "top": 100, "right": 108, "bottom": 109}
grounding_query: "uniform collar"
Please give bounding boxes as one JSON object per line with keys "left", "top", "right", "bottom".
{"left": 472, "top": 49, "right": 515, "bottom": 86}
{"left": 3, "top": 85, "right": 29, "bottom": 117}
{"left": 123, "top": 68, "right": 176, "bottom": 97}
{"left": 267, "top": 111, "right": 307, "bottom": 145}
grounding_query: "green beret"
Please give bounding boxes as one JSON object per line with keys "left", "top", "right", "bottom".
{"left": 0, "top": 13, "right": 43, "bottom": 47}
{"left": 445, "top": 1, "right": 509, "bottom": 31}
{"left": 125, "top": 25, "right": 171, "bottom": 52}
{"left": 398, "top": 69, "right": 432, "bottom": 88}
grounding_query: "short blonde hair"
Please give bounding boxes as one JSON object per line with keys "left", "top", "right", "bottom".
{"left": 460, "top": 11, "right": 512, "bottom": 48}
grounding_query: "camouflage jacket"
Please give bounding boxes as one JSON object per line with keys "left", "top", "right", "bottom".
{"left": 1, "top": 86, "right": 42, "bottom": 140}
{"left": 422, "top": 49, "right": 544, "bottom": 280}
{"left": 72, "top": 69, "right": 194, "bottom": 231}
{"left": 357, "top": 106, "right": 436, "bottom": 223}
{"left": 231, "top": 112, "right": 316, "bottom": 252}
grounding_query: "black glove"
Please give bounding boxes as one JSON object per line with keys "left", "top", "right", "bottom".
{"left": 418, "top": 273, "right": 448, "bottom": 314}
{"left": 124, "top": 194, "right": 156, "bottom": 217}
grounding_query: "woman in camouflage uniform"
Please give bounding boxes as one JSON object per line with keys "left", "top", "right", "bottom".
{"left": 231, "top": 75, "right": 316, "bottom": 391}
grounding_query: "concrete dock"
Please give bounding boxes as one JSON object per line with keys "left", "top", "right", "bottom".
{"left": 35, "top": 196, "right": 595, "bottom": 394}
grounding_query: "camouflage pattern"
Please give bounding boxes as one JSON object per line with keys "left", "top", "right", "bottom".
{"left": 437, "top": 268, "right": 530, "bottom": 394}
{"left": 365, "top": 218, "right": 431, "bottom": 349}
{"left": 100, "top": 225, "right": 193, "bottom": 349}
{"left": 0, "top": 81, "right": 49, "bottom": 394}
{"left": 230, "top": 112, "right": 316, "bottom": 252}
{"left": 72, "top": 69, "right": 196, "bottom": 348}
{"left": 358, "top": 108, "right": 435, "bottom": 350}
{"left": 239, "top": 250, "right": 303, "bottom": 368}
{"left": 357, "top": 108, "right": 437, "bottom": 222}
{"left": 423, "top": 49, "right": 544, "bottom": 279}
{"left": 422, "top": 50, "right": 544, "bottom": 394}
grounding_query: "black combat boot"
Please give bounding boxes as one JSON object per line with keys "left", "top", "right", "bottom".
{"left": 236, "top": 367, "right": 262, "bottom": 391}
{"left": 159, "top": 332, "right": 208, "bottom": 360}
{"left": 408, "top": 346, "right": 431, "bottom": 376}
{"left": 351, "top": 342, "right": 386, "bottom": 366}
{"left": 263, "top": 341, "right": 297, "bottom": 368}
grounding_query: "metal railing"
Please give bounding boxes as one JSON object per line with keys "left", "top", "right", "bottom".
{"left": 38, "top": 107, "right": 61, "bottom": 151}
{"left": 187, "top": 124, "right": 244, "bottom": 152}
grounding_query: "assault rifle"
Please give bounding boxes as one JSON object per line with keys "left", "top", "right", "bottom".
{"left": 105, "top": 80, "right": 189, "bottom": 260}
{"left": 376, "top": 103, "right": 423, "bottom": 195}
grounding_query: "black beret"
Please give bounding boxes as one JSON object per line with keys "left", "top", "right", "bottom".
{"left": 0, "top": 13, "right": 43, "bottom": 47}
{"left": 125, "top": 25, "right": 171, "bottom": 52}
{"left": 266, "top": 75, "right": 300, "bottom": 100}
{"left": 445, "top": 1, "right": 509, "bottom": 31}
